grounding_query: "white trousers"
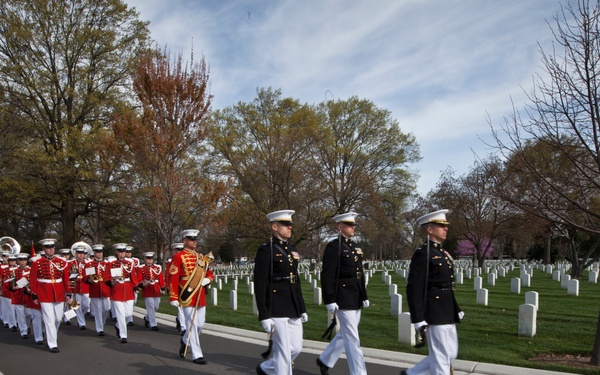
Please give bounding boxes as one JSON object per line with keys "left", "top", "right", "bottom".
{"left": 144, "top": 297, "right": 160, "bottom": 327}
{"left": 1, "top": 296, "right": 16, "bottom": 327}
{"left": 127, "top": 291, "right": 138, "bottom": 324}
{"left": 90, "top": 297, "right": 110, "bottom": 333}
{"left": 27, "top": 308, "right": 44, "bottom": 342}
{"left": 113, "top": 300, "right": 134, "bottom": 339}
{"left": 182, "top": 306, "right": 206, "bottom": 360}
{"left": 259, "top": 317, "right": 303, "bottom": 375}
{"left": 178, "top": 306, "right": 187, "bottom": 331}
{"left": 320, "top": 309, "right": 366, "bottom": 375}
{"left": 14, "top": 304, "right": 28, "bottom": 335}
{"left": 408, "top": 324, "right": 458, "bottom": 375}
{"left": 40, "top": 302, "right": 64, "bottom": 348}
{"left": 75, "top": 293, "right": 90, "bottom": 327}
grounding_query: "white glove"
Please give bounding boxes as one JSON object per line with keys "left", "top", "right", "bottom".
{"left": 201, "top": 277, "right": 211, "bottom": 286}
{"left": 169, "top": 300, "right": 179, "bottom": 307}
{"left": 458, "top": 311, "right": 465, "bottom": 320}
{"left": 362, "top": 300, "right": 370, "bottom": 308}
{"left": 301, "top": 313, "right": 308, "bottom": 322}
{"left": 414, "top": 321, "right": 428, "bottom": 330}
{"left": 326, "top": 303, "right": 339, "bottom": 312}
{"left": 261, "top": 318, "right": 274, "bottom": 333}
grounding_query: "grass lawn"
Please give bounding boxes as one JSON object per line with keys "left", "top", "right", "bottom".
{"left": 150, "top": 265, "right": 600, "bottom": 375}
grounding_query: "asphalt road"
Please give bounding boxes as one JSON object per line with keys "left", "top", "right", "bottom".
{"left": 0, "top": 309, "right": 400, "bottom": 375}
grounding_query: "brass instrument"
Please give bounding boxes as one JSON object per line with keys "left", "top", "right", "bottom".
{"left": 68, "top": 294, "right": 80, "bottom": 309}
{"left": 0, "top": 237, "right": 20, "bottom": 255}
{"left": 89, "top": 274, "right": 101, "bottom": 283}
{"left": 114, "top": 276, "right": 125, "bottom": 284}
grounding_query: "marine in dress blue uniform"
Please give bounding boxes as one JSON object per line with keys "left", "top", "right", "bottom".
{"left": 403, "top": 209, "right": 463, "bottom": 375}
{"left": 255, "top": 210, "right": 308, "bottom": 375}
{"left": 317, "top": 211, "right": 369, "bottom": 375}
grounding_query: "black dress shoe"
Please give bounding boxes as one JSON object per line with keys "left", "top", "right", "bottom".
{"left": 180, "top": 329, "right": 186, "bottom": 337}
{"left": 49, "top": 347, "right": 60, "bottom": 353}
{"left": 65, "top": 321, "right": 71, "bottom": 326}
{"left": 127, "top": 321, "right": 134, "bottom": 327}
{"left": 3, "top": 323, "right": 8, "bottom": 328}
{"left": 256, "top": 364, "right": 267, "bottom": 375}
{"left": 35, "top": 341, "right": 43, "bottom": 345}
{"left": 10, "top": 326, "right": 17, "bottom": 332}
{"left": 120, "top": 338, "right": 127, "bottom": 343}
{"left": 192, "top": 357, "right": 207, "bottom": 365}
{"left": 98, "top": 331, "right": 105, "bottom": 336}
{"left": 151, "top": 326, "right": 159, "bottom": 331}
{"left": 179, "top": 339, "right": 186, "bottom": 358}
{"left": 144, "top": 316, "right": 150, "bottom": 328}
{"left": 21, "top": 334, "right": 28, "bottom": 339}
{"left": 399, "top": 371, "right": 408, "bottom": 375}
{"left": 176, "top": 317, "right": 181, "bottom": 332}
{"left": 316, "top": 357, "right": 329, "bottom": 375}
{"left": 79, "top": 325, "right": 86, "bottom": 330}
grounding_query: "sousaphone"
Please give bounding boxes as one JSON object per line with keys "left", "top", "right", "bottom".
{"left": 0, "top": 236, "right": 20, "bottom": 255}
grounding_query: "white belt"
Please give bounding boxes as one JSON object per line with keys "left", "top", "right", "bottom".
{"left": 38, "top": 278, "right": 63, "bottom": 283}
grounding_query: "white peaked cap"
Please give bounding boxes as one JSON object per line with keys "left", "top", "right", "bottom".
{"left": 180, "top": 229, "right": 199, "bottom": 238}
{"left": 416, "top": 209, "right": 450, "bottom": 226}
{"left": 39, "top": 238, "right": 57, "bottom": 246}
{"left": 266, "top": 210, "right": 295, "bottom": 222}
{"left": 333, "top": 211, "right": 359, "bottom": 223}
{"left": 113, "top": 243, "right": 128, "bottom": 250}
{"left": 143, "top": 252, "right": 155, "bottom": 258}
{"left": 171, "top": 242, "right": 184, "bottom": 250}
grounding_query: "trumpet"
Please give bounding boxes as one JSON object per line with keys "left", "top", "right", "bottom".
{"left": 89, "top": 274, "right": 101, "bottom": 283}
{"left": 114, "top": 276, "right": 125, "bottom": 284}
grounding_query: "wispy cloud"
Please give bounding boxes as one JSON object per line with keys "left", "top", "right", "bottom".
{"left": 127, "top": 0, "right": 565, "bottom": 195}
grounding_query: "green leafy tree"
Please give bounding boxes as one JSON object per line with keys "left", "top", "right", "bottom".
{"left": 0, "top": 0, "right": 150, "bottom": 245}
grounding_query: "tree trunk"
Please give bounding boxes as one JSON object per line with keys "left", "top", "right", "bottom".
{"left": 544, "top": 233, "right": 551, "bottom": 265}
{"left": 61, "top": 198, "right": 76, "bottom": 247}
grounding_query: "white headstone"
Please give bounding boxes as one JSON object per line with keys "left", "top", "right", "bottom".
{"left": 252, "top": 294, "right": 258, "bottom": 315}
{"left": 391, "top": 293, "right": 402, "bottom": 316}
{"left": 229, "top": 290, "right": 237, "bottom": 310}
{"left": 385, "top": 275, "right": 392, "bottom": 286}
{"left": 521, "top": 273, "right": 531, "bottom": 288}
{"left": 511, "top": 278, "right": 521, "bottom": 294}
{"left": 314, "top": 287, "right": 322, "bottom": 305}
{"left": 552, "top": 270, "right": 561, "bottom": 282}
{"left": 456, "top": 272, "right": 464, "bottom": 285}
{"left": 476, "top": 288, "right": 488, "bottom": 305}
{"left": 567, "top": 279, "right": 579, "bottom": 296}
{"left": 590, "top": 271, "right": 598, "bottom": 284}
{"left": 248, "top": 281, "right": 254, "bottom": 295}
{"left": 474, "top": 276, "right": 482, "bottom": 290}
{"left": 398, "top": 312, "right": 415, "bottom": 346}
{"left": 561, "top": 274, "right": 571, "bottom": 289}
{"left": 525, "top": 291, "right": 538, "bottom": 311}
{"left": 487, "top": 273, "right": 496, "bottom": 286}
{"left": 211, "top": 287, "right": 218, "bottom": 305}
{"left": 389, "top": 284, "right": 397, "bottom": 296}
{"left": 518, "top": 303, "right": 537, "bottom": 337}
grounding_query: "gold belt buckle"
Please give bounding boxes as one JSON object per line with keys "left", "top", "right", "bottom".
{"left": 290, "top": 275, "right": 296, "bottom": 284}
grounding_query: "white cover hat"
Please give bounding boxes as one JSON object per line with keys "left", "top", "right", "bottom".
{"left": 39, "top": 238, "right": 57, "bottom": 246}
{"left": 171, "top": 242, "right": 184, "bottom": 250}
{"left": 416, "top": 209, "right": 450, "bottom": 226}
{"left": 266, "top": 210, "right": 295, "bottom": 223}
{"left": 143, "top": 252, "right": 155, "bottom": 258}
{"left": 180, "top": 229, "right": 199, "bottom": 238}
{"left": 333, "top": 211, "right": 358, "bottom": 223}
{"left": 113, "top": 243, "right": 128, "bottom": 251}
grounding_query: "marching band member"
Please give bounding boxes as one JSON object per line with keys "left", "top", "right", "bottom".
{"left": 29, "top": 238, "right": 71, "bottom": 353}
{"left": 25, "top": 255, "right": 44, "bottom": 345}
{"left": 138, "top": 252, "right": 165, "bottom": 331}
{"left": 72, "top": 243, "right": 91, "bottom": 329}
{"left": 169, "top": 229, "right": 214, "bottom": 365}
{"left": 104, "top": 243, "right": 139, "bottom": 343}
{"left": 10, "top": 253, "right": 30, "bottom": 339}
{"left": 1, "top": 252, "right": 17, "bottom": 331}
{"left": 166, "top": 242, "right": 186, "bottom": 335}
{"left": 84, "top": 244, "right": 111, "bottom": 336}
{"left": 125, "top": 245, "right": 139, "bottom": 327}
{"left": 60, "top": 248, "right": 75, "bottom": 325}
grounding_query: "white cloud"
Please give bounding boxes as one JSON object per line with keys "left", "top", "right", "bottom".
{"left": 126, "top": 0, "right": 567, "bottom": 195}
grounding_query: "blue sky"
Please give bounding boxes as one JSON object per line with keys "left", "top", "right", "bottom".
{"left": 126, "top": 0, "right": 569, "bottom": 196}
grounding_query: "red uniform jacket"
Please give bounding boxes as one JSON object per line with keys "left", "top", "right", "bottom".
{"left": 138, "top": 264, "right": 165, "bottom": 298}
{"left": 103, "top": 258, "right": 139, "bottom": 301}
{"left": 168, "top": 248, "right": 213, "bottom": 307}
{"left": 1, "top": 264, "right": 13, "bottom": 299}
{"left": 29, "top": 255, "right": 70, "bottom": 303}
{"left": 10, "top": 266, "right": 30, "bottom": 305}
{"left": 83, "top": 258, "right": 111, "bottom": 298}
{"left": 73, "top": 259, "right": 90, "bottom": 294}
